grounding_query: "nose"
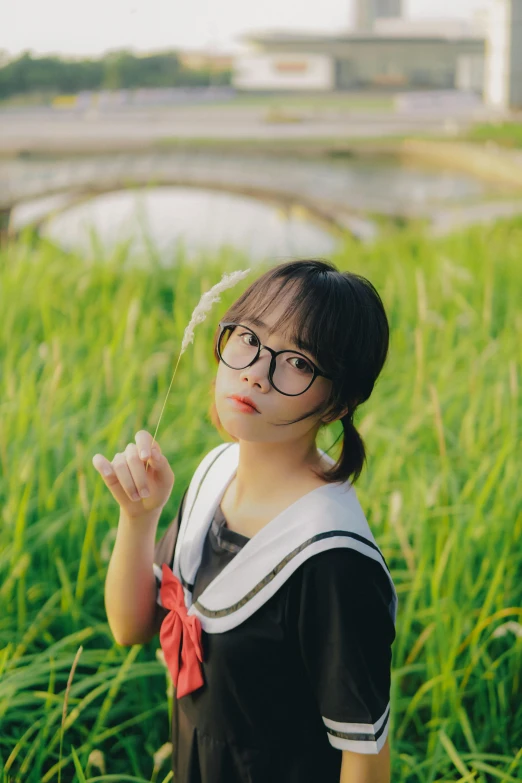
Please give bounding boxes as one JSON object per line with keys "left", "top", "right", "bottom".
{"left": 239, "top": 346, "right": 272, "bottom": 387}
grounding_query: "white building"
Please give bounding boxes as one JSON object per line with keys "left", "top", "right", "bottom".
{"left": 484, "top": 0, "right": 522, "bottom": 109}
{"left": 233, "top": 23, "right": 485, "bottom": 94}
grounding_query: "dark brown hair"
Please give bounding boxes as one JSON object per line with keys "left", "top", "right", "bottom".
{"left": 208, "top": 258, "right": 389, "bottom": 485}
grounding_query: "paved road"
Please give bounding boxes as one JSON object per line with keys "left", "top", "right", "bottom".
{"left": 0, "top": 103, "right": 491, "bottom": 154}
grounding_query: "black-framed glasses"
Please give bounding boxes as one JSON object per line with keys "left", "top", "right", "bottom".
{"left": 217, "top": 321, "right": 334, "bottom": 396}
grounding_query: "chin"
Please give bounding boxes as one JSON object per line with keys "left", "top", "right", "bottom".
{"left": 215, "top": 401, "right": 240, "bottom": 433}
{"left": 217, "top": 406, "right": 262, "bottom": 442}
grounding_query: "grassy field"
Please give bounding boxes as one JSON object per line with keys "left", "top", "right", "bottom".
{"left": 0, "top": 219, "right": 521, "bottom": 782}
{"left": 186, "top": 91, "right": 395, "bottom": 111}
{"left": 154, "top": 134, "right": 410, "bottom": 156}
{"left": 465, "top": 122, "right": 522, "bottom": 150}
{"left": 0, "top": 90, "right": 395, "bottom": 112}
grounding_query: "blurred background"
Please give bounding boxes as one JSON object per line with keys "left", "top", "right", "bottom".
{"left": 1, "top": 1, "right": 521, "bottom": 782}
{"left": 2, "top": 0, "right": 522, "bottom": 257}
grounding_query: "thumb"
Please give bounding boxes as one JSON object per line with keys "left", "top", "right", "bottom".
{"left": 146, "top": 448, "right": 173, "bottom": 483}
{"left": 145, "top": 447, "right": 161, "bottom": 472}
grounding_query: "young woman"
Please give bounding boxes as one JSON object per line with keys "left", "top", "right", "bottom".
{"left": 97, "top": 258, "right": 397, "bottom": 783}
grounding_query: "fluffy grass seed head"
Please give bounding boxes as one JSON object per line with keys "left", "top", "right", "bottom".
{"left": 180, "top": 269, "right": 251, "bottom": 353}
{"left": 146, "top": 268, "right": 251, "bottom": 470}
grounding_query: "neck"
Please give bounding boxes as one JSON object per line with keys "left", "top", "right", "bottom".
{"left": 228, "top": 437, "right": 323, "bottom": 511}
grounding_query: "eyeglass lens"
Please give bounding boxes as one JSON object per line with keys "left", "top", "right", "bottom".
{"left": 218, "top": 324, "right": 315, "bottom": 395}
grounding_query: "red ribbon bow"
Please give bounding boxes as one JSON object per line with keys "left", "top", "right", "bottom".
{"left": 159, "top": 563, "right": 204, "bottom": 698}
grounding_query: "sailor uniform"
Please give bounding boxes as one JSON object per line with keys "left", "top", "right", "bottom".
{"left": 153, "top": 441, "right": 398, "bottom": 783}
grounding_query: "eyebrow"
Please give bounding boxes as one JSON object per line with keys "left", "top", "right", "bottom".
{"left": 243, "top": 316, "right": 314, "bottom": 356}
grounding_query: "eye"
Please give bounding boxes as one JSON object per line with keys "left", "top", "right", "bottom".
{"left": 239, "top": 331, "right": 258, "bottom": 346}
{"left": 289, "top": 356, "right": 314, "bottom": 374}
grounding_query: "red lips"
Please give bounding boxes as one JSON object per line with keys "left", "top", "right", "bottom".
{"left": 229, "top": 395, "right": 259, "bottom": 412}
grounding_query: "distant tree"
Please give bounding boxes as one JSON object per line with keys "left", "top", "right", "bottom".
{"left": 0, "top": 51, "right": 104, "bottom": 98}
{"left": 0, "top": 49, "right": 231, "bottom": 100}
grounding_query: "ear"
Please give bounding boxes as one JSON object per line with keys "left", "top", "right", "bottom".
{"left": 333, "top": 406, "right": 350, "bottom": 423}
{"left": 321, "top": 404, "right": 350, "bottom": 425}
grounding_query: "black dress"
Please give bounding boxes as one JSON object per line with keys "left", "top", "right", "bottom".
{"left": 153, "top": 486, "right": 396, "bottom": 783}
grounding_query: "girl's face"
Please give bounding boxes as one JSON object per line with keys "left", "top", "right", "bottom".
{"left": 214, "top": 302, "right": 334, "bottom": 444}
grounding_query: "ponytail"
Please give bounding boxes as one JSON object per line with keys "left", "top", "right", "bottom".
{"left": 339, "top": 412, "right": 366, "bottom": 484}
{"left": 312, "top": 408, "right": 367, "bottom": 486}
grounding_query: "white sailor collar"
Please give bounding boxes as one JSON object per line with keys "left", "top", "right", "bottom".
{"left": 168, "top": 442, "right": 397, "bottom": 634}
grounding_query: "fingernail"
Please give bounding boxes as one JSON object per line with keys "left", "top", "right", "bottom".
{"left": 140, "top": 488, "right": 150, "bottom": 498}
{"left": 102, "top": 466, "right": 112, "bottom": 476}
{"left": 140, "top": 450, "right": 149, "bottom": 459}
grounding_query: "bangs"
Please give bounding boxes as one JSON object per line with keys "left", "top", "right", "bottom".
{"left": 225, "top": 273, "right": 345, "bottom": 375}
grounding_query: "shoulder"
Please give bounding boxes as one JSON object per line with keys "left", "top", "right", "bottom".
{"left": 286, "top": 546, "right": 396, "bottom": 630}
{"left": 297, "top": 546, "right": 393, "bottom": 594}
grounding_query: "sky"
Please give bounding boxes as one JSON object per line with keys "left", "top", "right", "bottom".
{"left": 2, "top": 0, "right": 490, "bottom": 59}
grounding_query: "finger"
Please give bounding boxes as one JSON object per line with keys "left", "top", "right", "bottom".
{"left": 125, "top": 442, "right": 151, "bottom": 499}
{"left": 144, "top": 448, "right": 160, "bottom": 472}
{"left": 113, "top": 451, "right": 142, "bottom": 502}
{"left": 92, "top": 454, "right": 138, "bottom": 506}
{"left": 135, "top": 429, "right": 162, "bottom": 461}
{"left": 144, "top": 450, "right": 159, "bottom": 475}
{"left": 92, "top": 453, "right": 114, "bottom": 478}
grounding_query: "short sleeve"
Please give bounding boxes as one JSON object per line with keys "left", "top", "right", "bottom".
{"left": 153, "top": 484, "right": 189, "bottom": 609}
{"left": 293, "top": 547, "right": 396, "bottom": 755}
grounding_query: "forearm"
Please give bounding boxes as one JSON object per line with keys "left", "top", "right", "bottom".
{"left": 104, "top": 508, "right": 162, "bottom": 646}
{"left": 340, "top": 737, "right": 390, "bottom": 783}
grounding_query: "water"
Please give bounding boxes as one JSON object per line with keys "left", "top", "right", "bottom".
{"left": 31, "top": 187, "right": 341, "bottom": 265}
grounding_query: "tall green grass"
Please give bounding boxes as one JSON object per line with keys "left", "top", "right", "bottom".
{"left": 0, "top": 221, "right": 521, "bottom": 782}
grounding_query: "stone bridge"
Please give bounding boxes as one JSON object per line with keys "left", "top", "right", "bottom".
{"left": 0, "top": 150, "right": 411, "bottom": 242}
{"left": 4, "top": 147, "right": 520, "bottom": 244}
